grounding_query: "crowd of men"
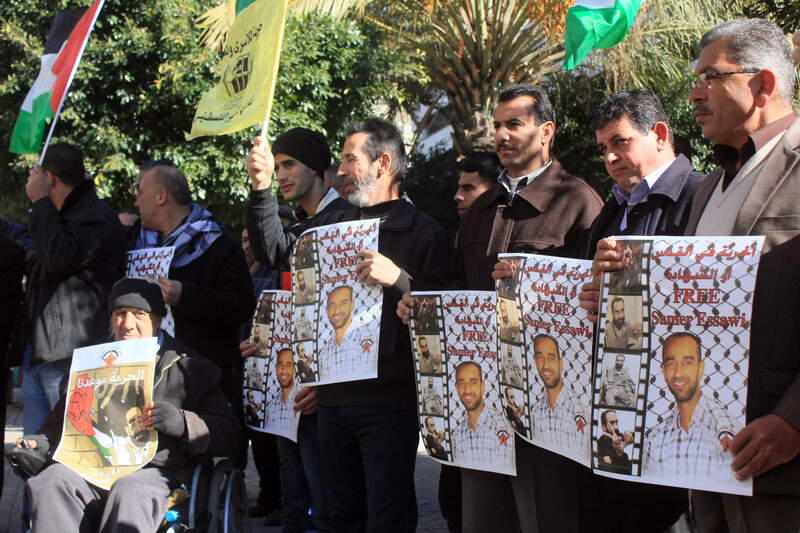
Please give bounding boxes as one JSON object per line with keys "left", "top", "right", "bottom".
{"left": 0, "top": 16, "right": 799, "bottom": 533}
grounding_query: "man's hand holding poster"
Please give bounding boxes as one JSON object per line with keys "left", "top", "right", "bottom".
{"left": 594, "top": 236, "right": 764, "bottom": 496}
{"left": 243, "top": 290, "right": 301, "bottom": 441}
{"left": 53, "top": 337, "right": 158, "bottom": 490}
{"left": 497, "top": 253, "right": 594, "bottom": 466}
{"left": 293, "top": 219, "right": 381, "bottom": 385}
{"left": 410, "top": 291, "right": 515, "bottom": 476}
{"left": 125, "top": 247, "right": 175, "bottom": 335}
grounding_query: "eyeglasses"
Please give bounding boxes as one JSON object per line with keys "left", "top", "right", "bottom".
{"left": 691, "top": 69, "right": 761, "bottom": 90}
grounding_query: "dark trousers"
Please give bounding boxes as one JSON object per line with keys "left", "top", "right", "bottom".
{"left": 276, "top": 412, "right": 331, "bottom": 532}
{"left": 250, "top": 429, "right": 282, "bottom": 510}
{"left": 318, "top": 402, "right": 419, "bottom": 532}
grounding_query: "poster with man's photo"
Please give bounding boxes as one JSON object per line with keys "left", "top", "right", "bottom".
{"left": 593, "top": 236, "right": 764, "bottom": 496}
{"left": 243, "top": 290, "right": 301, "bottom": 441}
{"left": 125, "top": 247, "right": 175, "bottom": 335}
{"left": 410, "top": 291, "right": 515, "bottom": 476}
{"left": 293, "top": 219, "right": 382, "bottom": 385}
{"left": 53, "top": 338, "right": 158, "bottom": 490}
{"left": 497, "top": 253, "right": 594, "bottom": 467}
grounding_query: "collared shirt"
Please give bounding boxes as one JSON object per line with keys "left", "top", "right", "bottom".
{"left": 612, "top": 158, "right": 674, "bottom": 231}
{"left": 294, "top": 187, "right": 342, "bottom": 222}
{"left": 532, "top": 384, "right": 589, "bottom": 456}
{"left": 317, "top": 323, "right": 376, "bottom": 382}
{"left": 419, "top": 350, "right": 442, "bottom": 374}
{"left": 422, "top": 385, "right": 444, "bottom": 415}
{"left": 643, "top": 394, "right": 742, "bottom": 481}
{"left": 451, "top": 406, "right": 514, "bottom": 470}
{"left": 497, "top": 161, "right": 553, "bottom": 204}
{"left": 712, "top": 113, "right": 796, "bottom": 184}
{"left": 266, "top": 384, "right": 299, "bottom": 435}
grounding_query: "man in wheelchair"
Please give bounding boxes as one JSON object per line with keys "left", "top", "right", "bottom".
{"left": 16, "top": 276, "right": 242, "bottom": 532}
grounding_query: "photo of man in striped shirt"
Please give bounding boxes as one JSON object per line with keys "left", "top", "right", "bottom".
{"left": 643, "top": 332, "right": 741, "bottom": 481}
{"left": 318, "top": 285, "right": 376, "bottom": 382}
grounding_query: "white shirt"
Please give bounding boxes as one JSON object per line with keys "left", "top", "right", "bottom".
{"left": 695, "top": 133, "right": 785, "bottom": 236}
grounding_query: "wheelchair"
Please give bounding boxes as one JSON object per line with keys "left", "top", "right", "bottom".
{"left": 18, "top": 458, "right": 250, "bottom": 533}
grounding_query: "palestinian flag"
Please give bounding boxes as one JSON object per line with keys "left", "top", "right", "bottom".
{"left": 10, "top": 0, "right": 105, "bottom": 155}
{"left": 562, "top": 0, "right": 642, "bottom": 70}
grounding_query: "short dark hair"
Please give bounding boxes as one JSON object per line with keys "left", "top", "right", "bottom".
{"left": 454, "top": 360, "right": 483, "bottom": 381}
{"left": 457, "top": 151, "right": 503, "bottom": 186}
{"left": 591, "top": 89, "right": 674, "bottom": 148}
{"left": 662, "top": 332, "right": 702, "bottom": 361}
{"left": 497, "top": 84, "right": 556, "bottom": 127}
{"left": 533, "top": 334, "right": 560, "bottom": 359}
{"left": 142, "top": 163, "right": 192, "bottom": 206}
{"left": 327, "top": 284, "right": 353, "bottom": 302}
{"left": 611, "top": 297, "right": 625, "bottom": 310}
{"left": 42, "top": 143, "right": 85, "bottom": 187}
{"left": 600, "top": 409, "right": 617, "bottom": 428}
{"left": 345, "top": 117, "right": 407, "bottom": 183}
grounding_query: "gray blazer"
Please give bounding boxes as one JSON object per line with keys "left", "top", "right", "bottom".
{"left": 686, "top": 115, "right": 800, "bottom": 495}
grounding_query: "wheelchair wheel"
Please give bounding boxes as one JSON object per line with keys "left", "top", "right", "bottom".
{"left": 206, "top": 459, "right": 234, "bottom": 533}
{"left": 189, "top": 461, "right": 213, "bottom": 531}
{"left": 222, "top": 469, "right": 250, "bottom": 533}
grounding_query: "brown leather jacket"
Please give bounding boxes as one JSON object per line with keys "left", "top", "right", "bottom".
{"left": 454, "top": 158, "right": 603, "bottom": 290}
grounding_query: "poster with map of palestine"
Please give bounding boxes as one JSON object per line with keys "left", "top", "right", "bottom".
{"left": 292, "top": 219, "right": 382, "bottom": 386}
{"left": 593, "top": 235, "right": 763, "bottom": 496}
{"left": 243, "top": 290, "right": 301, "bottom": 441}
{"left": 53, "top": 337, "right": 158, "bottom": 490}
{"left": 496, "top": 253, "right": 594, "bottom": 467}
{"left": 409, "top": 290, "right": 515, "bottom": 476}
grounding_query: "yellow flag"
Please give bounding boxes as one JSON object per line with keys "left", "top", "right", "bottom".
{"left": 187, "top": 0, "right": 288, "bottom": 139}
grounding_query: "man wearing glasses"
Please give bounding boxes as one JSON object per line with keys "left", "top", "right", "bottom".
{"left": 593, "top": 18, "right": 800, "bottom": 532}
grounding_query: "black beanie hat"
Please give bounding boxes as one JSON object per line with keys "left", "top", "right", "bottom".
{"left": 108, "top": 277, "right": 167, "bottom": 316}
{"left": 272, "top": 127, "right": 331, "bottom": 178}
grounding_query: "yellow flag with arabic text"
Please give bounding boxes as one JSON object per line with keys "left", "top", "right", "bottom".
{"left": 187, "top": 0, "right": 288, "bottom": 139}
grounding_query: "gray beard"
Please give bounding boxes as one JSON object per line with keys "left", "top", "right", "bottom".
{"left": 348, "top": 170, "right": 380, "bottom": 207}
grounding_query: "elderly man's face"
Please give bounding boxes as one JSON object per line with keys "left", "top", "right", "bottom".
{"left": 112, "top": 307, "right": 160, "bottom": 340}
{"left": 689, "top": 38, "right": 759, "bottom": 148}
{"left": 134, "top": 170, "right": 160, "bottom": 231}
{"left": 338, "top": 132, "right": 380, "bottom": 208}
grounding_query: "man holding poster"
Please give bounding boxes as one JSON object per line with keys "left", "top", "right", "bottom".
{"left": 246, "top": 118, "right": 451, "bottom": 531}
{"left": 22, "top": 277, "right": 240, "bottom": 532}
{"left": 588, "top": 19, "right": 800, "bottom": 531}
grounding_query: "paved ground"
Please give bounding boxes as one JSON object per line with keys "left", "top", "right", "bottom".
{"left": 0, "top": 391, "right": 448, "bottom": 532}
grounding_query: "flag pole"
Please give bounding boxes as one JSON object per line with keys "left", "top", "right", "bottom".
{"left": 38, "top": 0, "right": 106, "bottom": 164}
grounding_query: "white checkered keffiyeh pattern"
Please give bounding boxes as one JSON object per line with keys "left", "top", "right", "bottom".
{"left": 451, "top": 406, "right": 514, "bottom": 471}
{"left": 532, "top": 384, "right": 590, "bottom": 456}
{"left": 642, "top": 394, "right": 741, "bottom": 481}
{"left": 318, "top": 324, "right": 376, "bottom": 381}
